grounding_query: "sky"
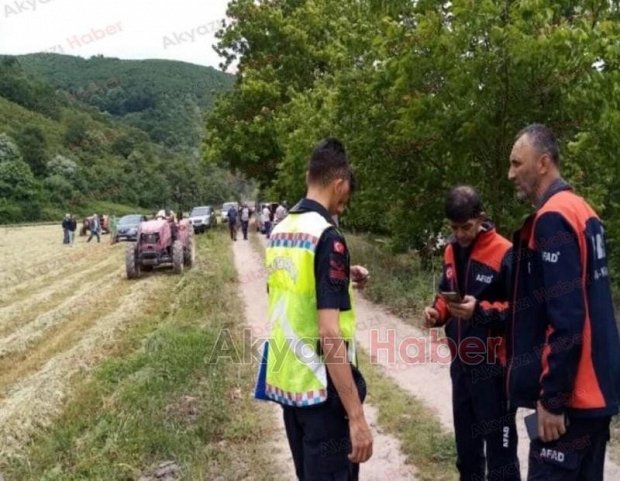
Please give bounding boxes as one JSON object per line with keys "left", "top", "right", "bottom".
{"left": 0, "top": 0, "right": 234, "bottom": 71}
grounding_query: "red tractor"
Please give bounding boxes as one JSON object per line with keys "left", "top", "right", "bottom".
{"left": 125, "top": 218, "right": 194, "bottom": 279}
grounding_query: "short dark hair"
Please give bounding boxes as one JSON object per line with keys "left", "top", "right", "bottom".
{"left": 445, "top": 185, "right": 484, "bottom": 222}
{"left": 515, "top": 123, "right": 560, "bottom": 166}
{"left": 307, "top": 138, "right": 352, "bottom": 187}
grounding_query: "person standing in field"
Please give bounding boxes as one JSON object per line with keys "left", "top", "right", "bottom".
{"left": 68, "top": 214, "right": 77, "bottom": 245}
{"left": 87, "top": 213, "right": 101, "bottom": 243}
{"left": 62, "top": 213, "right": 71, "bottom": 244}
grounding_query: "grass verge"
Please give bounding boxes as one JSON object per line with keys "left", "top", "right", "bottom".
{"left": 345, "top": 233, "right": 439, "bottom": 324}
{"left": 2, "top": 229, "right": 275, "bottom": 480}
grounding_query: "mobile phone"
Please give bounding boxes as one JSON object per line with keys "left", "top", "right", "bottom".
{"left": 524, "top": 412, "right": 539, "bottom": 440}
{"left": 525, "top": 410, "right": 569, "bottom": 441}
{"left": 440, "top": 291, "right": 463, "bottom": 303}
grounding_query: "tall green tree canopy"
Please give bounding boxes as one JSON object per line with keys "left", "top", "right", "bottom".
{"left": 204, "top": 0, "right": 620, "bottom": 266}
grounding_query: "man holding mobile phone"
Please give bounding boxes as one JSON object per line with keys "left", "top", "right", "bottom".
{"left": 507, "top": 124, "right": 620, "bottom": 480}
{"left": 423, "top": 185, "right": 520, "bottom": 480}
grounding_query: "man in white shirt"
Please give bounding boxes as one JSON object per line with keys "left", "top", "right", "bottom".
{"left": 239, "top": 202, "right": 251, "bottom": 240}
{"left": 274, "top": 201, "right": 288, "bottom": 225}
{"left": 262, "top": 204, "right": 272, "bottom": 238}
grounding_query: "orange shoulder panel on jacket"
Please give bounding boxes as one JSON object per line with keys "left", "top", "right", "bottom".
{"left": 444, "top": 243, "right": 455, "bottom": 265}
{"left": 470, "top": 234, "right": 511, "bottom": 272}
{"left": 536, "top": 190, "right": 598, "bottom": 237}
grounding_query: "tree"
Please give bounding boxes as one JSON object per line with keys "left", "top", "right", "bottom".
{"left": 0, "top": 133, "right": 22, "bottom": 163}
{"left": 47, "top": 154, "right": 80, "bottom": 180}
{"left": 0, "top": 159, "right": 37, "bottom": 200}
{"left": 205, "top": 0, "right": 620, "bottom": 261}
{"left": 205, "top": 0, "right": 371, "bottom": 188}
{"left": 16, "top": 125, "right": 48, "bottom": 177}
{"left": 63, "top": 114, "right": 91, "bottom": 149}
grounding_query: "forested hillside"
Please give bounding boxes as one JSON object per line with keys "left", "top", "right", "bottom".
{"left": 17, "top": 53, "right": 235, "bottom": 152}
{"left": 0, "top": 55, "right": 243, "bottom": 223}
{"left": 204, "top": 0, "right": 620, "bottom": 275}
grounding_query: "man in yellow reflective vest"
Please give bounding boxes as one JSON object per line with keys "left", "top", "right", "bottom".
{"left": 255, "top": 138, "right": 373, "bottom": 480}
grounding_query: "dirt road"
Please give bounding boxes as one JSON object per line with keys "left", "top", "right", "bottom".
{"left": 0, "top": 225, "right": 178, "bottom": 459}
{"left": 231, "top": 235, "right": 418, "bottom": 480}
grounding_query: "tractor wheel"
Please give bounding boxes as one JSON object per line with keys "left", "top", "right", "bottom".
{"left": 126, "top": 246, "right": 141, "bottom": 279}
{"left": 172, "top": 240, "right": 184, "bottom": 274}
{"left": 184, "top": 234, "right": 195, "bottom": 267}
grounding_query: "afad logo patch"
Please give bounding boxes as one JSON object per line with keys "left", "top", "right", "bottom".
{"left": 333, "top": 241, "right": 345, "bottom": 255}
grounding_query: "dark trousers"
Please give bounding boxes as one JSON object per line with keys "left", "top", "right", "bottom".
{"left": 228, "top": 222, "right": 237, "bottom": 240}
{"left": 451, "top": 360, "right": 521, "bottom": 481}
{"left": 87, "top": 231, "right": 100, "bottom": 243}
{"left": 63, "top": 228, "right": 69, "bottom": 244}
{"left": 264, "top": 221, "right": 271, "bottom": 238}
{"left": 282, "top": 367, "right": 366, "bottom": 481}
{"left": 527, "top": 416, "right": 610, "bottom": 481}
{"left": 241, "top": 220, "right": 249, "bottom": 239}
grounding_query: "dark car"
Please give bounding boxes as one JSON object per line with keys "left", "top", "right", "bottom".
{"left": 113, "top": 214, "right": 148, "bottom": 242}
{"left": 189, "top": 205, "right": 217, "bottom": 234}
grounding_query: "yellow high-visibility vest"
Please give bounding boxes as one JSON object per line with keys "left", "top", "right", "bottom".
{"left": 256, "top": 210, "right": 357, "bottom": 407}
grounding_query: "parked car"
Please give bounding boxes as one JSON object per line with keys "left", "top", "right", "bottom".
{"left": 256, "top": 202, "right": 279, "bottom": 233}
{"left": 189, "top": 205, "right": 217, "bottom": 233}
{"left": 112, "top": 214, "right": 148, "bottom": 243}
{"left": 221, "top": 202, "right": 239, "bottom": 223}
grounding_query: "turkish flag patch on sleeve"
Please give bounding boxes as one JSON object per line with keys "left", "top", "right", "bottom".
{"left": 333, "top": 241, "right": 345, "bottom": 254}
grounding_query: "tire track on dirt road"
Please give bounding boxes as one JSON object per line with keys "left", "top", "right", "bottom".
{"left": 0, "top": 265, "right": 175, "bottom": 460}
{"left": 234, "top": 234, "right": 418, "bottom": 480}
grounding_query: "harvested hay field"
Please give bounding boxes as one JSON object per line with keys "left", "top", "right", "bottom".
{"left": 0, "top": 225, "right": 184, "bottom": 460}
{"left": 0, "top": 225, "right": 279, "bottom": 481}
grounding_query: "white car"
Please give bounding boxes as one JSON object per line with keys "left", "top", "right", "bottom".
{"left": 189, "top": 206, "right": 216, "bottom": 234}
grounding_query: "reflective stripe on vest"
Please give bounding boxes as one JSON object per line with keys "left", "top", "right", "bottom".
{"left": 260, "top": 211, "right": 357, "bottom": 407}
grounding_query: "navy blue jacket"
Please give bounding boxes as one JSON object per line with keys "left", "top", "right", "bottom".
{"left": 434, "top": 223, "right": 512, "bottom": 367}
{"left": 506, "top": 179, "right": 620, "bottom": 418}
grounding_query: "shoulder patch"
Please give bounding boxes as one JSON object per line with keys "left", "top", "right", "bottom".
{"left": 333, "top": 241, "right": 345, "bottom": 255}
